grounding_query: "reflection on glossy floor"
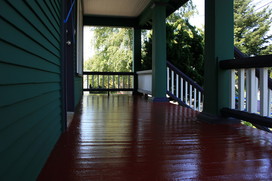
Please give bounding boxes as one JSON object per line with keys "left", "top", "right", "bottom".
{"left": 38, "top": 94, "right": 272, "bottom": 180}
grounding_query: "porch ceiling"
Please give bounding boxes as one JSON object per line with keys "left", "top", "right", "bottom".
{"left": 83, "top": 0, "right": 152, "bottom": 17}
{"left": 82, "top": 0, "right": 189, "bottom": 28}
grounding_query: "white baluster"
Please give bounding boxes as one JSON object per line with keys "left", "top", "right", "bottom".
{"left": 230, "top": 69, "right": 236, "bottom": 109}
{"left": 238, "top": 69, "right": 245, "bottom": 110}
{"left": 102, "top": 75, "right": 105, "bottom": 88}
{"left": 92, "top": 75, "right": 94, "bottom": 88}
{"left": 167, "top": 67, "right": 169, "bottom": 91}
{"left": 98, "top": 75, "right": 100, "bottom": 87}
{"left": 176, "top": 74, "right": 179, "bottom": 98}
{"left": 268, "top": 89, "right": 272, "bottom": 117}
{"left": 260, "top": 68, "right": 268, "bottom": 116}
{"left": 118, "top": 75, "right": 120, "bottom": 88}
{"left": 180, "top": 78, "right": 183, "bottom": 101}
{"left": 189, "top": 85, "right": 192, "bottom": 107}
{"left": 198, "top": 91, "right": 201, "bottom": 111}
{"left": 108, "top": 75, "right": 110, "bottom": 89}
{"left": 194, "top": 88, "right": 197, "bottom": 110}
{"left": 113, "top": 75, "right": 115, "bottom": 88}
{"left": 86, "top": 75, "right": 89, "bottom": 89}
{"left": 185, "top": 81, "right": 188, "bottom": 104}
{"left": 171, "top": 70, "right": 174, "bottom": 94}
{"left": 256, "top": 77, "right": 259, "bottom": 110}
{"left": 131, "top": 75, "right": 134, "bottom": 89}
{"left": 247, "top": 68, "right": 257, "bottom": 113}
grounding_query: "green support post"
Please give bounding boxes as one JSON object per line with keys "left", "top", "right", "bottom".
{"left": 152, "top": 3, "right": 168, "bottom": 102}
{"left": 133, "top": 28, "right": 141, "bottom": 93}
{"left": 200, "top": 0, "right": 235, "bottom": 121}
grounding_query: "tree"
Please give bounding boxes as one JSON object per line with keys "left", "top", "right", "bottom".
{"left": 84, "top": 27, "right": 133, "bottom": 72}
{"left": 141, "top": 0, "right": 204, "bottom": 85}
{"left": 234, "top": 0, "right": 272, "bottom": 56}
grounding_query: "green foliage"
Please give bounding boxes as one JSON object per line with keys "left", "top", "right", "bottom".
{"left": 241, "top": 121, "right": 255, "bottom": 128}
{"left": 84, "top": 27, "right": 133, "bottom": 72}
{"left": 234, "top": 0, "right": 272, "bottom": 56}
{"left": 167, "top": 0, "right": 197, "bottom": 23}
{"left": 142, "top": 19, "right": 204, "bottom": 85}
{"left": 141, "top": 0, "right": 204, "bottom": 85}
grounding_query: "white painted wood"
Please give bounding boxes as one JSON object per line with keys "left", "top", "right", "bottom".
{"left": 167, "top": 67, "right": 169, "bottom": 91}
{"left": 131, "top": 75, "right": 134, "bottom": 89}
{"left": 171, "top": 70, "right": 174, "bottom": 94}
{"left": 247, "top": 68, "right": 257, "bottom": 113}
{"left": 123, "top": 75, "right": 125, "bottom": 88}
{"left": 86, "top": 75, "right": 89, "bottom": 89}
{"left": 112, "top": 75, "right": 115, "bottom": 88}
{"left": 108, "top": 75, "right": 110, "bottom": 88}
{"left": 185, "top": 82, "right": 188, "bottom": 104}
{"left": 189, "top": 85, "right": 192, "bottom": 107}
{"left": 176, "top": 74, "right": 179, "bottom": 98}
{"left": 117, "top": 75, "right": 120, "bottom": 89}
{"left": 246, "top": 71, "right": 249, "bottom": 110}
{"left": 84, "top": 0, "right": 151, "bottom": 17}
{"left": 260, "top": 68, "right": 268, "bottom": 116}
{"left": 268, "top": 89, "right": 272, "bottom": 117}
{"left": 137, "top": 70, "right": 152, "bottom": 94}
{"left": 92, "top": 75, "right": 94, "bottom": 87}
{"left": 230, "top": 69, "right": 235, "bottom": 109}
{"left": 194, "top": 88, "right": 196, "bottom": 109}
{"left": 198, "top": 91, "right": 201, "bottom": 111}
{"left": 102, "top": 75, "right": 105, "bottom": 88}
{"left": 238, "top": 69, "right": 245, "bottom": 110}
{"left": 180, "top": 78, "right": 183, "bottom": 101}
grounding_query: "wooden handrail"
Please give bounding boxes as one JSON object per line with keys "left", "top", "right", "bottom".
{"left": 167, "top": 61, "right": 204, "bottom": 93}
{"left": 220, "top": 54, "right": 272, "bottom": 69}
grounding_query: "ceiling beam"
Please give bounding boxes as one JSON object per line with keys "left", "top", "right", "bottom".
{"left": 83, "top": 16, "right": 138, "bottom": 27}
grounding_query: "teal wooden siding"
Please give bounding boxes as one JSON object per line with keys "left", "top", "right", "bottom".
{"left": 0, "top": 0, "right": 62, "bottom": 180}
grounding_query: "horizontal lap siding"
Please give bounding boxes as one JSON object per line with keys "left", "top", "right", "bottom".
{"left": 0, "top": 0, "right": 62, "bottom": 180}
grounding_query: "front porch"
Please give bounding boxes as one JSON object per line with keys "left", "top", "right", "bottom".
{"left": 38, "top": 94, "right": 272, "bottom": 180}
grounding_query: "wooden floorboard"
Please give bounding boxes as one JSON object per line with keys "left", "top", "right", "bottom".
{"left": 38, "top": 94, "right": 272, "bottom": 180}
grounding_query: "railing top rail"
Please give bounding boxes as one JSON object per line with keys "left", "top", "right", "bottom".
{"left": 83, "top": 72, "right": 134, "bottom": 75}
{"left": 220, "top": 54, "right": 272, "bottom": 69}
{"left": 234, "top": 46, "right": 246, "bottom": 59}
{"left": 167, "top": 61, "right": 204, "bottom": 93}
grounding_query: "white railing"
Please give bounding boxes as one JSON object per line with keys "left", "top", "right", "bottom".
{"left": 137, "top": 70, "right": 152, "bottom": 95}
{"left": 83, "top": 72, "right": 134, "bottom": 91}
{"left": 167, "top": 62, "right": 204, "bottom": 111}
{"left": 231, "top": 68, "right": 272, "bottom": 117}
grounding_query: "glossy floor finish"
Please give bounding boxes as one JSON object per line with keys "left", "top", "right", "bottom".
{"left": 38, "top": 94, "right": 272, "bottom": 180}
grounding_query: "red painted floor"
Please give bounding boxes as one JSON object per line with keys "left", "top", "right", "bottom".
{"left": 38, "top": 94, "right": 272, "bottom": 180}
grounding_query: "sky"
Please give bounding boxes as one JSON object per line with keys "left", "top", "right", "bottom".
{"left": 84, "top": 0, "right": 272, "bottom": 61}
{"left": 190, "top": 0, "right": 272, "bottom": 28}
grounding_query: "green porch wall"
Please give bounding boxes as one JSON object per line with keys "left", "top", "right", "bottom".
{"left": 74, "top": 76, "right": 83, "bottom": 107}
{"left": 0, "top": 0, "right": 62, "bottom": 180}
{"left": 203, "top": 0, "right": 234, "bottom": 115}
